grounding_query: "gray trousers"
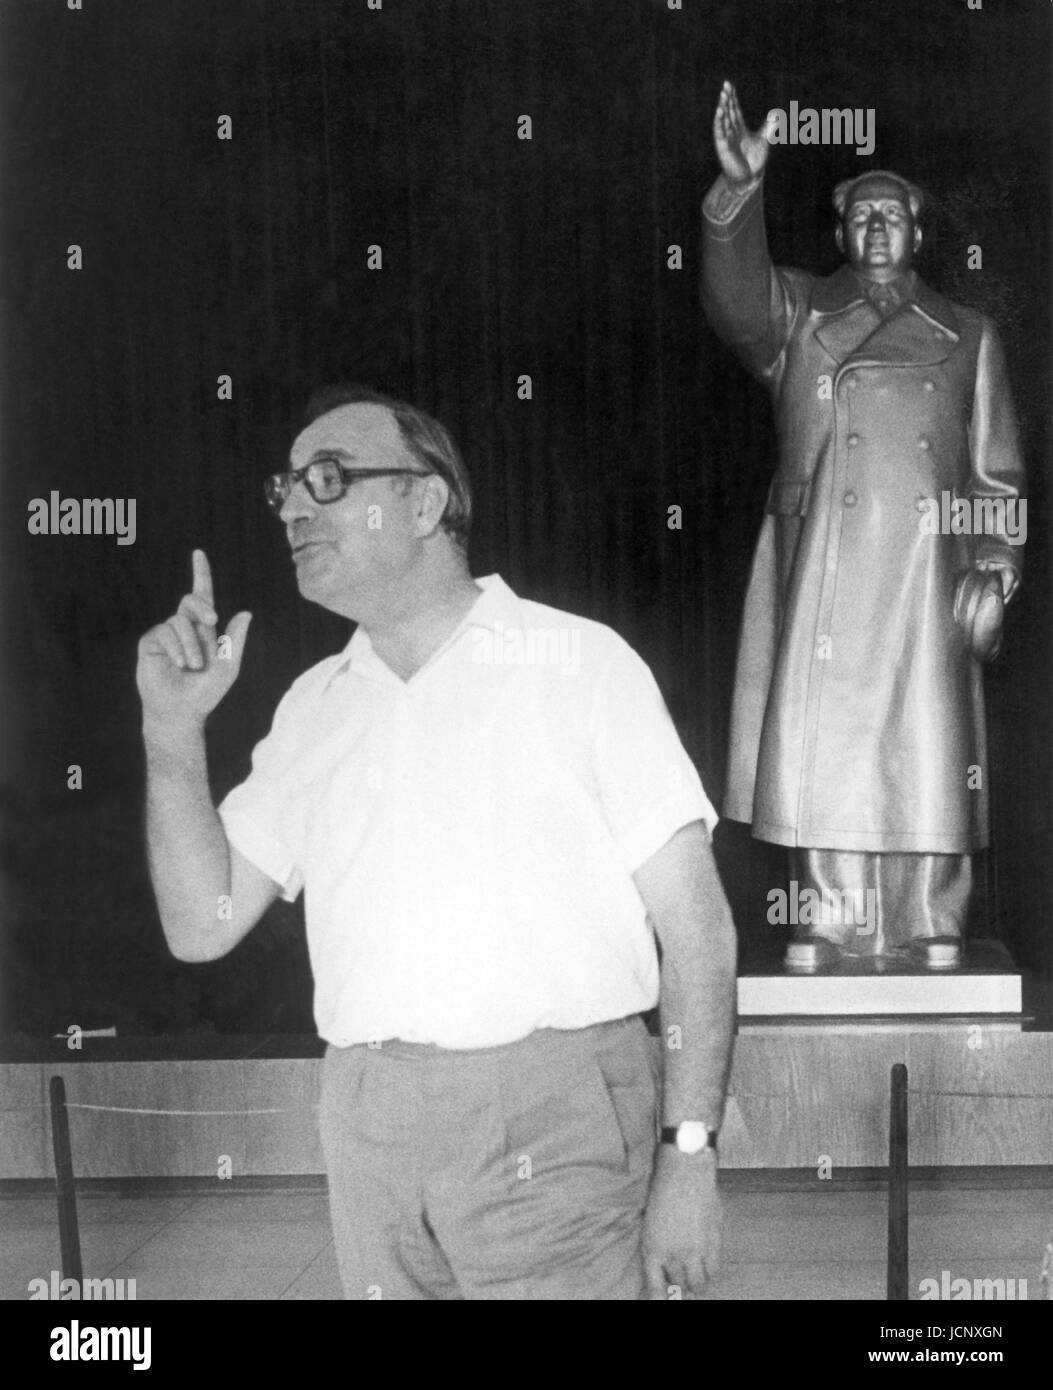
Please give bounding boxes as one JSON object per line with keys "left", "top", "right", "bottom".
{"left": 318, "top": 1015, "right": 658, "bottom": 1300}
{"left": 795, "top": 849, "right": 972, "bottom": 954}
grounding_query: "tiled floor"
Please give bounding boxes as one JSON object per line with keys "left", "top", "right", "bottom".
{"left": 1, "top": 1185, "right": 1049, "bottom": 1300}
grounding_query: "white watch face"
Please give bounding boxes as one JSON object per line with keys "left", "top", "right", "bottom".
{"left": 676, "top": 1122, "right": 711, "bottom": 1155}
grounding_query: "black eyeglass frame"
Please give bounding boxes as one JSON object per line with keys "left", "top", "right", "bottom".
{"left": 264, "top": 461, "right": 432, "bottom": 513}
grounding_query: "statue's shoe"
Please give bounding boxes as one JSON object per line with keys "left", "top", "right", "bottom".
{"left": 908, "top": 936, "right": 962, "bottom": 971}
{"left": 784, "top": 936, "right": 842, "bottom": 973}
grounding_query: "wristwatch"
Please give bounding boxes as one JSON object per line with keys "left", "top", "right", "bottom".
{"left": 660, "top": 1121, "right": 718, "bottom": 1155}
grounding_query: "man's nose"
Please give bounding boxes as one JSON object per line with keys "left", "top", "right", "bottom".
{"left": 279, "top": 481, "right": 317, "bottom": 525}
{"left": 867, "top": 211, "right": 887, "bottom": 233}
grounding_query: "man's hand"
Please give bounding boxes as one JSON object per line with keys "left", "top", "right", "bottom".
{"left": 713, "top": 80, "right": 778, "bottom": 186}
{"left": 632, "top": 820, "right": 734, "bottom": 1300}
{"left": 642, "top": 1145, "right": 722, "bottom": 1300}
{"left": 136, "top": 549, "right": 252, "bottom": 731}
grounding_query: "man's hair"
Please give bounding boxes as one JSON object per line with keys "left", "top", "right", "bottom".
{"left": 832, "top": 170, "right": 925, "bottom": 221}
{"left": 302, "top": 383, "right": 473, "bottom": 549}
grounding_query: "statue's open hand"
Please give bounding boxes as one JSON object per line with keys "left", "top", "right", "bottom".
{"left": 975, "top": 559, "right": 1020, "bottom": 604}
{"left": 713, "top": 80, "right": 778, "bottom": 186}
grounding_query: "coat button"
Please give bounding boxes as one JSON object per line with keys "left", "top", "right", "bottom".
{"left": 918, "top": 436, "right": 931, "bottom": 450}
{"left": 847, "top": 433, "right": 860, "bottom": 447}
{"left": 843, "top": 490, "right": 858, "bottom": 507}
{"left": 923, "top": 380, "right": 936, "bottom": 391}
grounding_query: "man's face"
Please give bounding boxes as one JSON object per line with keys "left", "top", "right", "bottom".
{"left": 836, "top": 177, "right": 920, "bottom": 280}
{"left": 281, "top": 403, "right": 429, "bottom": 620}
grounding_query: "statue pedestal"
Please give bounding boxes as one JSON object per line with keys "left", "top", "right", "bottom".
{"left": 738, "top": 939, "right": 1020, "bottom": 1018}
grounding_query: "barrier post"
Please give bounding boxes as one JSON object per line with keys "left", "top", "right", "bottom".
{"left": 887, "top": 1062, "right": 909, "bottom": 1300}
{"left": 49, "top": 1075, "right": 83, "bottom": 1285}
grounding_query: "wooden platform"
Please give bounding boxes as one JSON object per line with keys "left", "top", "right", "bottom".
{"left": 3, "top": 1018, "right": 1052, "bottom": 1177}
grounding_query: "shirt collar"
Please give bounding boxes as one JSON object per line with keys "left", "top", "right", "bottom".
{"left": 853, "top": 267, "right": 917, "bottom": 310}
{"left": 323, "top": 574, "right": 523, "bottom": 690}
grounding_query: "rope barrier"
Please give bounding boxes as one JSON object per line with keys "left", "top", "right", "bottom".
{"left": 65, "top": 1103, "right": 309, "bottom": 1116}
{"left": 6, "top": 1086, "right": 1051, "bottom": 1114}
{"left": 1, "top": 1102, "right": 317, "bottom": 1116}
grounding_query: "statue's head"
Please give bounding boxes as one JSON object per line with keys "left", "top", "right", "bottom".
{"left": 832, "top": 171, "right": 923, "bottom": 282}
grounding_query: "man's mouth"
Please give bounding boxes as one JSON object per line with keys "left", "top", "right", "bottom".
{"left": 292, "top": 540, "right": 325, "bottom": 560}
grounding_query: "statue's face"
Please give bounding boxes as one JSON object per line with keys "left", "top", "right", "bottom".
{"left": 835, "top": 176, "right": 921, "bottom": 281}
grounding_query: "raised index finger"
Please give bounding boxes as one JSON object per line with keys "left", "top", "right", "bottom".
{"left": 191, "top": 549, "right": 214, "bottom": 608}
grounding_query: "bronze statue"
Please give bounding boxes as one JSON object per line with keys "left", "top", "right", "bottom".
{"left": 702, "top": 82, "right": 1026, "bottom": 973}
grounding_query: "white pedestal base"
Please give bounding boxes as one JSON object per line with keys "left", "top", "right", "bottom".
{"left": 738, "top": 940, "right": 1021, "bottom": 1017}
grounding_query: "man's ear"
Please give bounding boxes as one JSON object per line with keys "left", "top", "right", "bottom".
{"left": 913, "top": 225, "right": 923, "bottom": 255}
{"left": 416, "top": 474, "right": 451, "bottom": 538}
{"left": 834, "top": 222, "right": 845, "bottom": 256}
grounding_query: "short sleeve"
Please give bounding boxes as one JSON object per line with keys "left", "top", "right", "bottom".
{"left": 217, "top": 687, "right": 307, "bottom": 902}
{"left": 590, "top": 641, "right": 719, "bottom": 872}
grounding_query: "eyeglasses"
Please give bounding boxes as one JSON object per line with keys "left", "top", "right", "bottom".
{"left": 264, "top": 459, "right": 431, "bottom": 513}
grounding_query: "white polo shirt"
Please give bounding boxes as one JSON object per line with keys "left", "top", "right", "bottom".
{"left": 218, "top": 575, "right": 717, "bottom": 1049}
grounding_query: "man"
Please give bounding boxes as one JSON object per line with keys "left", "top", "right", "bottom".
{"left": 137, "top": 384, "right": 736, "bottom": 1300}
{"left": 702, "top": 83, "right": 1025, "bottom": 973}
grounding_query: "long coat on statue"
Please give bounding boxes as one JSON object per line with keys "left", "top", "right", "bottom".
{"left": 701, "top": 178, "right": 1025, "bottom": 854}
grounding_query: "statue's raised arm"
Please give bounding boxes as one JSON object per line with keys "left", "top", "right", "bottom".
{"left": 701, "top": 82, "right": 791, "bottom": 378}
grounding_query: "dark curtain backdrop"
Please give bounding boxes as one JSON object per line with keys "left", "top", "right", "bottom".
{"left": 1, "top": 0, "right": 1049, "bottom": 1041}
